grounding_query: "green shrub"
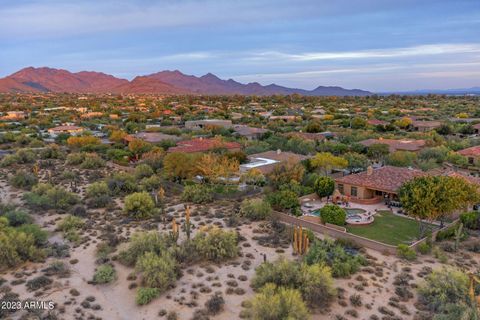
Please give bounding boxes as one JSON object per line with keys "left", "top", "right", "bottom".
{"left": 136, "top": 287, "right": 160, "bottom": 305}
{"left": 66, "top": 152, "right": 85, "bottom": 165}
{"left": 118, "top": 232, "right": 170, "bottom": 267}
{"left": 181, "top": 184, "right": 213, "bottom": 204}
{"left": 397, "top": 244, "right": 417, "bottom": 260}
{"left": 107, "top": 172, "right": 137, "bottom": 195}
{"left": 15, "top": 149, "right": 36, "bottom": 164}
{"left": 0, "top": 154, "right": 19, "bottom": 167}
{"left": 86, "top": 181, "right": 110, "bottom": 198}
{"left": 93, "top": 264, "right": 116, "bottom": 284}
{"left": 252, "top": 258, "right": 301, "bottom": 290}
{"left": 266, "top": 189, "right": 300, "bottom": 214}
{"left": 304, "top": 239, "right": 366, "bottom": 277}
{"left": 418, "top": 267, "right": 469, "bottom": 313}
{"left": 436, "top": 223, "right": 462, "bottom": 241}
{"left": 86, "top": 182, "right": 111, "bottom": 208}
{"left": 239, "top": 198, "right": 272, "bottom": 220}
{"left": 58, "top": 215, "right": 84, "bottom": 233}
{"left": 4, "top": 210, "right": 33, "bottom": 227}
{"left": 194, "top": 227, "right": 238, "bottom": 262}
{"left": 319, "top": 204, "right": 346, "bottom": 226}
{"left": 432, "top": 246, "right": 449, "bottom": 263}
{"left": 135, "top": 252, "right": 177, "bottom": 291}
{"left": 300, "top": 263, "right": 336, "bottom": 308}
{"left": 0, "top": 220, "right": 45, "bottom": 270}
{"left": 124, "top": 192, "right": 155, "bottom": 219}
{"left": 9, "top": 171, "right": 38, "bottom": 190}
{"left": 249, "top": 283, "right": 309, "bottom": 320}
{"left": 139, "top": 175, "right": 162, "bottom": 192}
{"left": 23, "top": 183, "right": 79, "bottom": 211}
{"left": 417, "top": 242, "right": 431, "bottom": 255}
{"left": 205, "top": 292, "right": 225, "bottom": 315}
{"left": 17, "top": 224, "right": 48, "bottom": 246}
{"left": 460, "top": 211, "right": 479, "bottom": 230}
{"left": 252, "top": 257, "right": 336, "bottom": 308}
{"left": 80, "top": 153, "right": 105, "bottom": 169}
{"left": 135, "top": 164, "right": 154, "bottom": 180}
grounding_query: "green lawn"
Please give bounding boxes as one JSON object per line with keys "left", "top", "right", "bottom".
{"left": 346, "top": 211, "right": 434, "bottom": 246}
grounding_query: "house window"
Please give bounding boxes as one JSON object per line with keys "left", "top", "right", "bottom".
{"left": 351, "top": 186, "right": 358, "bottom": 197}
{"left": 338, "top": 184, "right": 344, "bottom": 193}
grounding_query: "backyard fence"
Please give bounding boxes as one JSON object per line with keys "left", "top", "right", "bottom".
{"left": 272, "top": 211, "right": 458, "bottom": 255}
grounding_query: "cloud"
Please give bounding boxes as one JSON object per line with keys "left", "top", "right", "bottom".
{"left": 0, "top": 0, "right": 316, "bottom": 38}
{"left": 246, "top": 43, "right": 480, "bottom": 62}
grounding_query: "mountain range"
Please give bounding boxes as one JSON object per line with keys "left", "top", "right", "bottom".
{"left": 0, "top": 67, "right": 371, "bottom": 96}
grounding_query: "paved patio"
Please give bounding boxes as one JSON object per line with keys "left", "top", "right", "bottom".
{"left": 301, "top": 198, "right": 393, "bottom": 216}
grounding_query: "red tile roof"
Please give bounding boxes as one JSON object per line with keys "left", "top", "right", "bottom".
{"left": 360, "top": 138, "right": 426, "bottom": 152}
{"left": 167, "top": 138, "right": 241, "bottom": 153}
{"left": 335, "top": 166, "right": 425, "bottom": 193}
{"left": 367, "top": 119, "right": 388, "bottom": 126}
{"left": 458, "top": 146, "right": 480, "bottom": 157}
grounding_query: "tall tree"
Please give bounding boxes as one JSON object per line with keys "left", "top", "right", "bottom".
{"left": 399, "top": 176, "right": 479, "bottom": 236}
{"left": 310, "top": 152, "right": 347, "bottom": 175}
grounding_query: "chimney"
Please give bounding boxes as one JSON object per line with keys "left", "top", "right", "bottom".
{"left": 276, "top": 149, "right": 281, "bottom": 155}
{"left": 367, "top": 166, "right": 373, "bottom": 175}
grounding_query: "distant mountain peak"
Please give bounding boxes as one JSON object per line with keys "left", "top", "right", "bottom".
{"left": 0, "top": 67, "right": 372, "bottom": 96}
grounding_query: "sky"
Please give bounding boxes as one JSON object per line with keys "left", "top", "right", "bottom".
{"left": 0, "top": 0, "right": 479, "bottom": 92}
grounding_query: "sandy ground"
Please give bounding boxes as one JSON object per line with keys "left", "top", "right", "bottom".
{"left": 1, "top": 163, "right": 479, "bottom": 320}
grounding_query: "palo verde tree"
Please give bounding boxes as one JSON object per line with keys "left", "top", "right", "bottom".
{"left": 399, "top": 176, "right": 479, "bottom": 237}
{"left": 310, "top": 152, "right": 347, "bottom": 175}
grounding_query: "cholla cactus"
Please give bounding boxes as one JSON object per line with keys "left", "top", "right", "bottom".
{"left": 185, "top": 205, "right": 192, "bottom": 240}
{"left": 292, "top": 226, "right": 309, "bottom": 255}
{"left": 468, "top": 273, "right": 480, "bottom": 312}
{"left": 157, "top": 187, "right": 165, "bottom": 205}
{"left": 32, "top": 162, "right": 39, "bottom": 177}
{"left": 454, "top": 223, "right": 464, "bottom": 252}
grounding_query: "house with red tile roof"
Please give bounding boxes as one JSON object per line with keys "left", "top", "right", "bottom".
{"left": 240, "top": 150, "right": 309, "bottom": 174}
{"left": 335, "top": 166, "right": 425, "bottom": 204}
{"left": 411, "top": 120, "right": 442, "bottom": 132}
{"left": 367, "top": 119, "right": 388, "bottom": 126}
{"left": 457, "top": 146, "right": 480, "bottom": 165}
{"left": 167, "top": 138, "right": 241, "bottom": 153}
{"left": 472, "top": 123, "right": 480, "bottom": 134}
{"left": 360, "top": 138, "right": 426, "bottom": 153}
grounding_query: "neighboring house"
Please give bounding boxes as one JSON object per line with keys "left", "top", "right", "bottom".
{"left": 335, "top": 166, "right": 425, "bottom": 204}
{"left": 47, "top": 125, "right": 84, "bottom": 137}
{"left": 359, "top": 138, "right": 426, "bottom": 153}
{"left": 411, "top": 120, "right": 442, "bottom": 132}
{"left": 233, "top": 125, "right": 269, "bottom": 140}
{"left": 167, "top": 138, "right": 241, "bottom": 153}
{"left": 367, "top": 119, "right": 388, "bottom": 126}
{"left": 0, "top": 111, "right": 26, "bottom": 121}
{"left": 124, "top": 132, "right": 181, "bottom": 144}
{"left": 268, "top": 115, "right": 301, "bottom": 122}
{"left": 457, "top": 146, "right": 480, "bottom": 165}
{"left": 81, "top": 112, "right": 103, "bottom": 119}
{"left": 185, "top": 119, "right": 232, "bottom": 130}
{"left": 240, "top": 150, "right": 309, "bottom": 174}
{"left": 472, "top": 123, "right": 480, "bottom": 134}
{"left": 284, "top": 131, "right": 334, "bottom": 142}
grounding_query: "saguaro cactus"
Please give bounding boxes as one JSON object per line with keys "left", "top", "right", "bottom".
{"left": 292, "top": 226, "right": 310, "bottom": 255}
{"left": 170, "top": 217, "right": 179, "bottom": 244}
{"left": 32, "top": 162, "right": 39, "bottom": 177}
{"left": 468, "top": 273, "right": 480, "bottom": 313}
{"left": 454, "top": 223, "right": 464, "bottom": 252}
{"left": 185, "top": 205, "right": 192, "bottom": 240}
